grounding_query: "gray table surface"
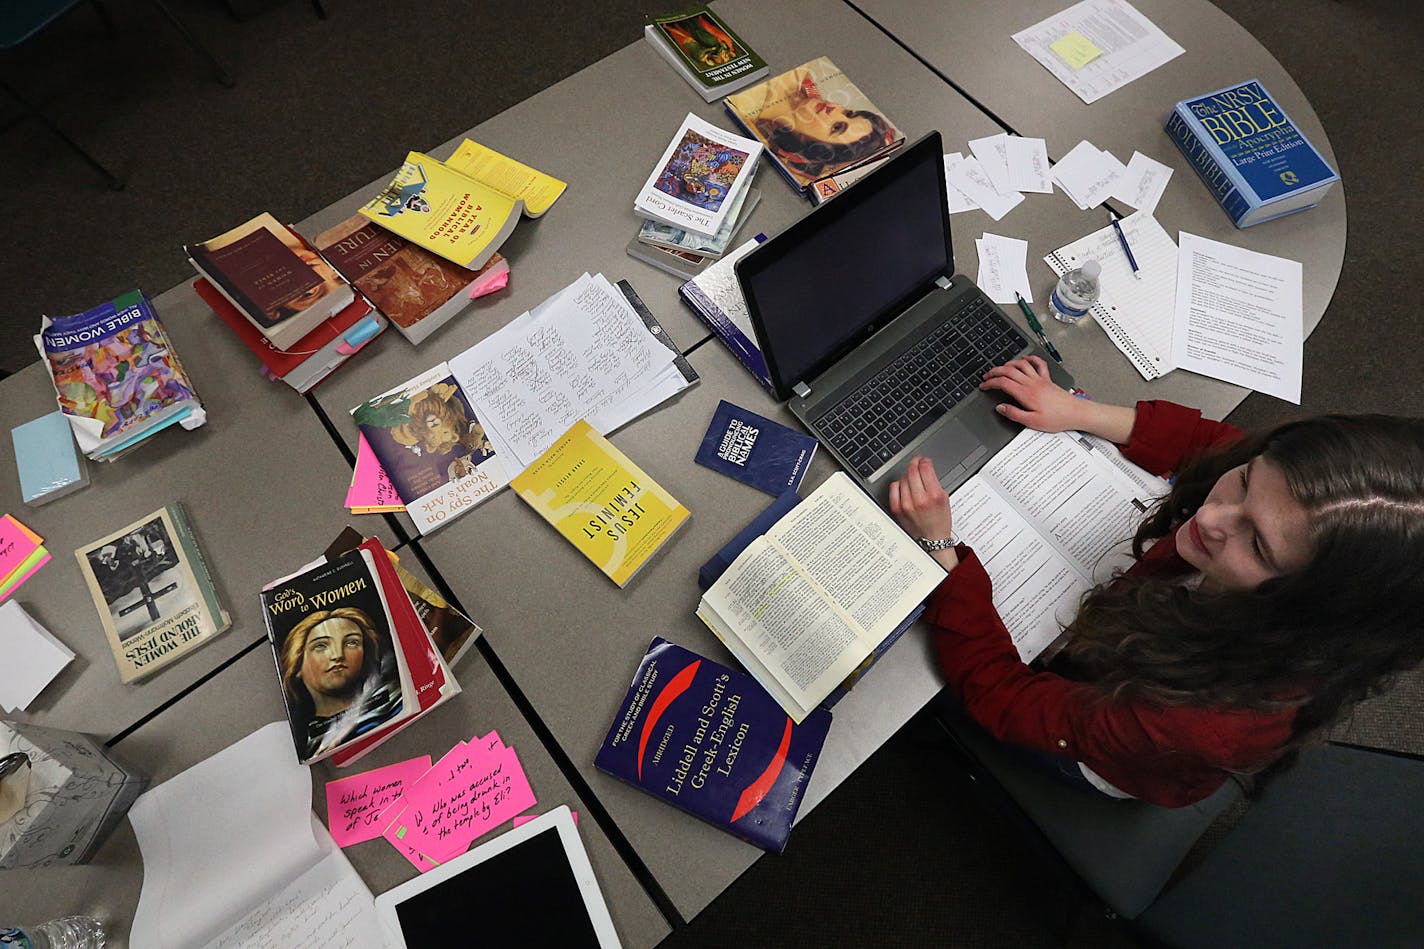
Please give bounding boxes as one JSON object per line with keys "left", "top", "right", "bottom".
{"left": 850, "top": 0, "right": 1345, "bottom": 368}
{"left": 1, "top": 279, "right": 399, "bottom": 738}
{"left": 0, "top": 568, "right": 671, "bottom": 949}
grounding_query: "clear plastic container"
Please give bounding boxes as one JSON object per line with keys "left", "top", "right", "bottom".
{"left": 0, "top": 917, "right": 106, "bottom": 949}
{"left": 1049, "top": 258, "right": 1102, "bottom": 324}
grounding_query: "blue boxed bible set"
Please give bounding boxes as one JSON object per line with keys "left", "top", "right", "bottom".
{"left": 1165, "top": 78, "right": 1339, "bottom": 227}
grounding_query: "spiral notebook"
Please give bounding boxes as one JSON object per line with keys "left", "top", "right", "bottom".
{"left": 1044, "top": 212, "right": 1178, "bottom": 380}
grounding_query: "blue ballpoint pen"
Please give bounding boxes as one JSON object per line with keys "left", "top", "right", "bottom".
{"left": 1109, "top": 211, "right": 1142, "bottom": 279}
{"left": 1014, "top": 292, "right": 1063, "bottom": 365}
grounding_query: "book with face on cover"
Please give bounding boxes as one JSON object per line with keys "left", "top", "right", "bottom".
{"left": 74, "top": 504, "right": 229, "bottom": 683}
{"left": 186, "top": 213, "right": 355, "bottom": 350}
{"left": 723, "top": 56, "right": 903, "bottom": 193}
{"left": 512, "top": 420, "right": 690, "bottom": 588}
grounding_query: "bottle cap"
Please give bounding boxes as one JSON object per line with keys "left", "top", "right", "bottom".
{"left": 1081, "top": 259, "right": 1101, "bottom": 279}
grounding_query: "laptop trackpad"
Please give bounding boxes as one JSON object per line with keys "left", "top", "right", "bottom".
{"left": 915, "top": 418, "right": 987, "bottom": 489}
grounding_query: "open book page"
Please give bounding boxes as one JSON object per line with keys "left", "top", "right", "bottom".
{"left": 953, "top": 429, "right": 1167, "bottom": 661}
{"left": 698, "top": 538, "right": 871, "bottom": 721}
{"left": 767, "top": 472, "right": 943, "bottom": 642}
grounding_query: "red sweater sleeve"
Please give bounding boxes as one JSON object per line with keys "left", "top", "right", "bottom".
{"left": 1119, "top": 400, "right": 1246, "bottom": 477}
{"left": 926, "top": 548, "right": 1294, "bottom": 807}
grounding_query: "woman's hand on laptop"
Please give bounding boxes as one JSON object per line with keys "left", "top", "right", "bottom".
{"left": 889, "top": 456, "right": 960, "bottom": 572}
{"left": 980, "top": 357, "right": 1137, "bottom": 444}
{"left": 980, "top": 357, "right": 1082, "bottom": 431}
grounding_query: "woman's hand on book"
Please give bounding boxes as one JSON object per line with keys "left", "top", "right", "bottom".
{"left": 980, "top": 356, "right": 1084, "bottom": 432}
{"left": 889, "top": 456, "right": 959, "bottom": 571}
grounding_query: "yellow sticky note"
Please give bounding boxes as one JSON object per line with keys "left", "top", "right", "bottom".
{"left": 1051, "top": 31, "right": 1103, "bottom": 69}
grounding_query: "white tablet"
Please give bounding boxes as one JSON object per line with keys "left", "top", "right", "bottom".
{"left": 373, "top": 806, "right": 621, "bottom": 948}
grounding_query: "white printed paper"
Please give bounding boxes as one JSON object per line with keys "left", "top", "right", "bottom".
{"left": 1005, "top": 136, "right": 1053, "bottom": 193}
{"left": 1171, "top": 232, "right": 1303, "bottom": 404}
{"left": 1113, "top": 151, "right": 1173, "bottom": 214}
{"left": 945, "top": 156, "right": 1024, "bottom": 220}
{"left": 975, "top": 233, "right": 1032, "bottom": 305}
{"left": 1012, "top": 0, "right": 1185, "bottom": 104}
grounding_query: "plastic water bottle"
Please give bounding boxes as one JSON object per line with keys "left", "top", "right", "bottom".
{"left": 0, "top": 918, "right": 106, "bottom": 949}
{"left": 1049, "top": 258, "right": 1102, "bottom": 324}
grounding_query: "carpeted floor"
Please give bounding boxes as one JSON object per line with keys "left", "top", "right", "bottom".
{"left": 4, "top": 1, "right": 1420, "bottom": 945}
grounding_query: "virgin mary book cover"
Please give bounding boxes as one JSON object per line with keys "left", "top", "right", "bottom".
{"left": 595, "top": 637, "right": 831, "bottom": 852}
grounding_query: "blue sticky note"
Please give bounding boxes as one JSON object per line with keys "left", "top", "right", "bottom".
{"left": 695, "top": 400, "right": 818, "bottom": 496}
{"left": 11, "top": 412, "right": 88, "bottom": 505}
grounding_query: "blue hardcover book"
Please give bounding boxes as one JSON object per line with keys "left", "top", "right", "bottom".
{"left": 11, "top": 411, "right": 88, "bottom": 505}
{"left": 1165, "top": 79, "right": 1339, "bottom": 227}
{"left": 696, "top": 400, "right": 817, "bottom": 496}
{"left": 595, "top": 637, "right": 832, "bottom": 852}
{"left": 695, "top": 488, "right": 923, "bottom": 710}
{"left": 678, "top": 235, "right": 774, "bottom": 394}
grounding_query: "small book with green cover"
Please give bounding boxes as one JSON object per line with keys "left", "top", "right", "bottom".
{"left": 643, "top": 5, "right": 768, "bottom": 102}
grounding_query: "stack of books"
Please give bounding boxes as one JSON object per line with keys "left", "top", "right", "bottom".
{"left": 187, "top": 212, "right": 386, "bottom": 394}
{"left": 36, "top": 290, "right": 207, "bottom": 461}
{"left": 261, "top": 534, "right": 460, "bottom": 767}
{"left": 642, "top": 5, "right": 768, "bottom": 102}
{"left": 627, "top": 113, "right": 763, "bottom": 279}
{"left": 724, "top": 56, "right": 905, "bottom": 201}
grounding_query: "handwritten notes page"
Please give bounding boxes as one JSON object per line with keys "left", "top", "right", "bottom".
{"left": 130, "top": 722, "right": 383, "bottom": 949}
{"left": 1171, "top": 233, "right": 1303, "bottom": 404}
{"left": 1013, "top": 0, "right": 1185, "bottom": 104}
{"left": 975, "top": 233, "right": 1032, "bottom": 304}
{"left": 379, "top": 731, "right": 538, "bottom": 871}
{"left": 450, "top": 273, "right": 677, "bottom": 468}
{"left": 206, "top": 848, "right": 383, "bottom": 949}
{"left": 325, "top": 755, "right": 432, "bottom": 847}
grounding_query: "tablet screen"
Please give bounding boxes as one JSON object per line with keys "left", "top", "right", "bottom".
{"left": 392, "top": 826, "right": 603, "bottom": 946}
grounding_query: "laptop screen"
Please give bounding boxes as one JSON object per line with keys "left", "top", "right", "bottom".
{"left": 737, "top": 132, "right": 952, "bottom": 401}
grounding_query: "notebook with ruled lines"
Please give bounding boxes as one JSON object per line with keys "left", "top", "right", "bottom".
{"left": 1044, "top": 212, "right": 1178, "bottom": 380}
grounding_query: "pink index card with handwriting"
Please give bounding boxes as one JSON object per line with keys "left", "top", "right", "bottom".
{"left": 383, "top": 740, "right": 537, "bottom": 863}
{"left": 345, "top": 434, "right": 405, "bottom": 509}
{"left": 325, "top": 754, "right": 432, "bottom": 847}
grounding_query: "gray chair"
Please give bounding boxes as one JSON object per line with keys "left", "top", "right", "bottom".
{"left": 929, "top": 692, "right": 1242, "bottom": 931}
{"left": 1136, "top": 741, "right": 1424, "bottom": 948}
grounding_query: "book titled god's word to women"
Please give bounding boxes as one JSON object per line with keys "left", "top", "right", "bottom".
{"left": 1165, "top": 79, "right": 1339, "bottom": 227}
{"left": 595, "top": 637, "right": 831, "bottom": 852}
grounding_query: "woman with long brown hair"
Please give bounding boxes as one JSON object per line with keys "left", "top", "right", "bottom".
{"left": 890, "top": 356, "right": 1424, "bottom": 806}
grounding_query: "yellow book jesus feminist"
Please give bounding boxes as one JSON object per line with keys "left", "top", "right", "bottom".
{"left": 358, "top": 151, "right": 522, "bottom": 270}
{"left": 513, "top": 420, "right": 690, "bottom": 587}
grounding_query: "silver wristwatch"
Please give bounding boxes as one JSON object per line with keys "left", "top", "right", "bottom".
{"left": 916, "top": 535, "right": 958, "bottom": 552}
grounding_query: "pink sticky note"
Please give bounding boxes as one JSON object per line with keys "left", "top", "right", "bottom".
{"left": 389, "top": 742, "right": 538, "bottom": 862}
{"left": 513, "top": 810, "right": 577, "bottom": 828}
{"left": 325, "top": 755, "right": 432, "bottom": 847}
{"left": 469, "top": 270, "right": 510, "bottom": 299}
{"left": 0, "top": 550, "right": 50, "bottom": 604}
{"left": 382, "top": 803, "right": 443, "bottom": 873}
{"left": 1, "top": 515, "right": 43, "bottom": 575}
{"left": 345, "top": 434, "right": 405, "bottom": 510}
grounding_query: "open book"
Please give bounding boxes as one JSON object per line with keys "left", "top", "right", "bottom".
{"left": 696, "top": 472, "right": 944, "bottom": 722}
{"left": 950, "top": 428, "right": 1169, "bottom": 663}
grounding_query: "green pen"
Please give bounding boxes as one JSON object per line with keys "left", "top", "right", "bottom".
{"left": 1014, "top": 292, "right": 1063, "bottom": 364}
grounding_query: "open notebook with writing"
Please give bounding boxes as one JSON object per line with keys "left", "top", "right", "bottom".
{"left": 1045, "top": 212, "right": 1178, "bottom": 380}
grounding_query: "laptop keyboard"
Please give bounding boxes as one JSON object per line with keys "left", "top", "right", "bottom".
{"left": 813, "top": 296, "right": 1028, "bottom": 479}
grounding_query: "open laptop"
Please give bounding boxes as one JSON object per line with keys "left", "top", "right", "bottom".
{"left": 735, "top": 130, "right": 1073, "bottom": 503}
